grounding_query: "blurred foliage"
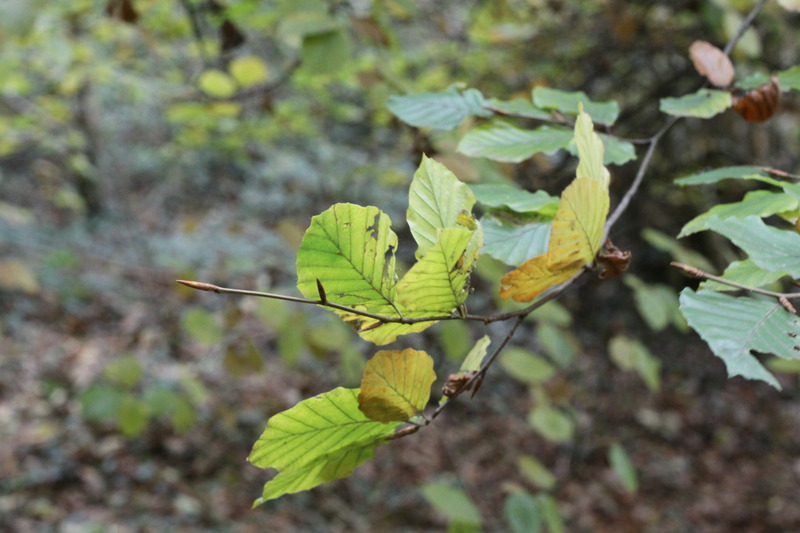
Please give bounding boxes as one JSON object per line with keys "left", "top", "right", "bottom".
{"left": 1, "top": 0, "right": 799, "bottom": 531}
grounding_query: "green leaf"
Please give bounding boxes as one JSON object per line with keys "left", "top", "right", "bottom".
{"left": 537, "top": 323, "right": 577, "bottom": 368}
{"left": 535, "top": 493, "right": 565, "bottom": 533}
{"left": 229, "top": 55, "right": 269, "bottom": 88}
{"left": 457, "top": 121, "right": 573, "bottom": 163}
{"left": 574, "top": 134, "right": 636, "bottom": 166}
{"left": 420, "top": 481, "right": 483, "bottom": 526}
{"left": 679, "top": 288, "right": 800, "bottom": 389}
{"left": 777, "top": 65, "right": 800, "bottom": 90}
{"left": 198, "top": 69, "right": 238, "bottom": 99}
{"left": 460, "top": 335, "right": 491, "bottom": 372}
{"left": 501, "top": 347, "right": 556, "bottom": 384}
{"left": 485, "top": 97, "right": 552, "bottom": 120}
{"left": 469, "top": 184, "right": 559, "bottom": 215}
{"left": 407, "top": 156, "right": 479, "bottom": 258}
{"left": 659, "top": 89, "right": 732, "bottom": 118}
{"left": 528, "top": 404, "right": 575, "bottom": 443}
{"left": 301, "top": 29, "right": 352, "bottom": 75}
{"left": 517, "top": 455, "right": 556, "bottom": 490}
{"left": 438, "top": 320, "right": 473, "bottom": 361}
{"left": 641, "top": 227, "right": 715, "bottom": 273}
{"left": 181, "top": 308, "right": 224, "bottom": 345}
{"left": 81, "top": 384, "right": 124, "bottom": 421}
{"left": 387, "top": 86, "right": 493, "bottom": 130}
{"left": 481, "top": 216, "right": 551, "bottom": 266}
{"left": 396, "top": 228, "right": 474, "bottom": 312}
{"left": 118, "top": 394, "right": 150, "bottom": 437}
{"left": 249, "top": 387, "right": 400, "bottom": 504}
{"left": 623, "top": 275, "right": 686, "bottom": 332}
{"left": 675, "top": 165, "right": 784, "bottom": 187}
{"left": 358, "top": 349, "right": 436, "bottom": 422}
{"left": 609, "top": 442, "right": 638, "bottom": 493}
{"left": 737, "top": 72, "right": 771, "bottom": 91}
{"left": 608, "top": 335, "right": 661, "bottom": 391}
{"left": 104, "top": 355, "right": 142, "bottom": 389}
{"left": 505, "top": 491, "right": 543, "bottom": 533}
{"left": 700, "top": 259, "right": 788, "bottom": 292}
{"left": 679, "top": 190, "right": 798, "bottom": 237}
{"left": 706, "top": 216, "right": 800, "bottom": 277}
{"left": 296, "top": 204, "right": 408, "bottom": 343}
{"left": 532, "top": 87, "right": 619, "bottom": 125}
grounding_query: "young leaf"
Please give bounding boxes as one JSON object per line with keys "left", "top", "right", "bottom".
{"left": 407, "top": 155, "right": 479, "bottom": 258}
{"left": 457, "top": 121, "right": 573, "bottom": 163}
{"left": 358, "top": 349, "right": 436, "bottom": 423}
{"left": 528, "top": 403, "right": 575, "bottom": 443}
{"left": 678, "top": 190, "right": 798, "bottom": 237}
{"left": 706, "top": 216, "right": 800, "bottom": 277}
{"left": 679, "top": 289, "right": 800, "bottom": 389}
{"left": 532, "top": 86, "right": 620, "bottom": 125}
{"left": 608, "top": 335, "right": 661, "bottom": 391}
{"left": 675, "top": 165, "right": 784, "bottom": 187}
{"left": 249, "top": 387, "right": 401, "bottom": 504}
{"left": 517, "top": 455, "right": 556, "bottom": 490}
{"left": 198, "top": 69, "right": 238, "bottom": 99}
{"left": 659, "top": 89, "right": 732, "bottom": 118}
{"left": 387, "top": 86, "right": 493, "bottom": 130}
{"left": 396, "top": 228, "right": 474, "bottom": 312}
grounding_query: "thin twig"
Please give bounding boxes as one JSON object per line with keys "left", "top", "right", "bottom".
{"left": 670, "top": 262, "right": 800, "bottom": 299}
{"left": 723, "top": 0, "right": 770, "bottom": 56}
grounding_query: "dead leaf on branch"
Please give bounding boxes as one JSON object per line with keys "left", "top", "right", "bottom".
{"left": 597, "top": 239, "right": 631, "bottom": 279}
{"left": 733, "top": 76, "right": 780, "bottom": 123}
{"left": 689, "top": 40, "right": 734, "bottom": 88}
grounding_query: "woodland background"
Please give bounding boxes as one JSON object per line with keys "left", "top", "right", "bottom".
{"left": 1, "top": 1, "right": 800, "bottom": 532}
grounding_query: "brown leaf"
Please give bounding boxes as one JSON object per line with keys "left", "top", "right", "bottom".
{"left": 105, "top": 0, "right": 139, "bottom": 24}
{"left": 733, "top": 76, "right": 780, "bottom": 122}
{"left": 441, "top": 371, "right": 477, "bottom": 397}
{"left": 220, "top": 19, "right": 246, "bottom": 52}
{"left": 596, "top": 239, "right": 631, "bottom": 280}
{"left": 689, "top": 40, "right": 734, "bottom": 88}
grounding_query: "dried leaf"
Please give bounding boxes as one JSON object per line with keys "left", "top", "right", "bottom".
{"left": 105, "top": 0, "right": 139, "bottom": 24}
{"left": 689, "top": 40, "right": 734, "bottom": 87}
{"left": 733, "top": 76, "right": 780, "bottom": 122}
{"left": 596, "top": 239, "right": 631, "bottom": 279}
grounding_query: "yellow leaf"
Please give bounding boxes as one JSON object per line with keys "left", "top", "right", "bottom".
{"left": 358, "top": 348, "right": 437, "bottom": 422}
{"left": 0, "top": 258, "right": 39, "bottom": 294}
{"left": 229, "top": 56, "right": 269, "bottom": 88}
{"left": 500, "top": 110, "right": 610, "bottom": 303}
{"left": 546, "top": 177, "right": 608, "bottom": 270}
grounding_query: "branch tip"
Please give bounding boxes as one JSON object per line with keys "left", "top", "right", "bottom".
{"left": 176, "top": 279, "right": 220, "bottom": 292}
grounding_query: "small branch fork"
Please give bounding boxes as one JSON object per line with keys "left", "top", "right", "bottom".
{"left": 177, "top": 0, "right": 771, "bottom": 440}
